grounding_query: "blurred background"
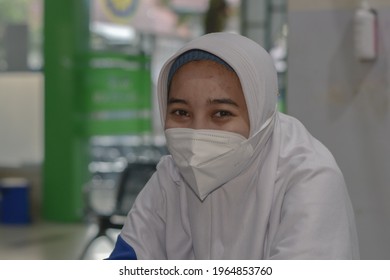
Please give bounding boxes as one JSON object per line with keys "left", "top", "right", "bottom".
{"left": 0, "top": 0, "right": 389, "bottom": 260}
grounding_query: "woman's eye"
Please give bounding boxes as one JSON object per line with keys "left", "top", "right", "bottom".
{"left": 172, "top": 109, "right": 189, "bottom": 117}
{"left": 214, "top": 111, "right": 232, "bottom": 118}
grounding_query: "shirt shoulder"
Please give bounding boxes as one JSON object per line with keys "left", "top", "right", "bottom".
{"left": 156, "top": 155, "right": 182, "bottom": 184}
{"left": 277, "top": 112, "right": 340, "bottom": 169}
{"left": 276, "top": 112, "right": 346, "bottom": 194}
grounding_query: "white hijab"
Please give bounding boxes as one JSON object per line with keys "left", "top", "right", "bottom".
{"left": 158, "top": 32, "right": 278, "bottom": 137}
{"left": 121, "top": 32, "right": 359, "bottom": 259}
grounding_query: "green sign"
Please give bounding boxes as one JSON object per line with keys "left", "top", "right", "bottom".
{"left": 84, "top": 52, "right": 152, "bottom": 135}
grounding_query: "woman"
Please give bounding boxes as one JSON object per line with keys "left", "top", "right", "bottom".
{"left": 107, "top": 32, "right": 359, "bottom": 259}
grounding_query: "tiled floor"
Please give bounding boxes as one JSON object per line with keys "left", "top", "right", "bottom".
{"left": 0, "top": 220, "right": 120, "bottom": 260}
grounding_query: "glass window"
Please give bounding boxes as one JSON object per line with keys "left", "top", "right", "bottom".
{"left": 0, "top": 0, "right": 43, "bottom": 72}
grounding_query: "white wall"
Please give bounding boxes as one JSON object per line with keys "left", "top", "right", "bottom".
{"left": 0, "top": 73, "right": 43, "bottom": 167}
{"left": 288, "top": 0, "right": 390, "bottom": 259}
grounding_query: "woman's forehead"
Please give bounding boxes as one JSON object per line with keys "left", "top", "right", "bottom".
{"left": 173, "top": 60, "right": 236, "bottom": 78}
{"left": 170, "top": 61, "right": 242, "bottom": 90}
{"left": 168, "top": 61, "right": 246, "bottom": 105}
{"left": 167, "top": 49, "right": 235, "bottom": 86}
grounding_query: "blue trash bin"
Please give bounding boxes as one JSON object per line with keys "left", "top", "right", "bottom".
{"left": 0, "top": 177, "right": 31, "bottom": 224}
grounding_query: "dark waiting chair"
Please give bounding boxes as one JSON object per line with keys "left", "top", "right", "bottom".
{"left": 79, "top": 161, "right": 157, "bottom": 259}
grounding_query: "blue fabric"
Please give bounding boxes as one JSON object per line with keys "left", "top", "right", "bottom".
{"left": 167, "top": 49, "right": 234, "bottom": 85}
{"left": 106, "top": 235, "right": 137, "bottom": 260}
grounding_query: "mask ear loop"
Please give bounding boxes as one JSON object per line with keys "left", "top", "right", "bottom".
{"left": 259, "top": 107, "right": 277, "bottom": 131}
{"left": 246, "top": 105, "right": 277, "bottom": 148}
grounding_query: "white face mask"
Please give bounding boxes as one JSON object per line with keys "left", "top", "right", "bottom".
{"left": 165, "top": 128, "right": 254, "bottom": 201}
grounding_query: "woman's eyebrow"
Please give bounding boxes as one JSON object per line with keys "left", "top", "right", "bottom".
{"left": 209, "top": 98, "right": 239, "bottom": 107}
{"left": 168, "top": 97, "right": 187, "bottom": 105}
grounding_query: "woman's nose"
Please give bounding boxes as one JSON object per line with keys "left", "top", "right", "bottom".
{"left": 191, "top": 116, "right": 208, "bottom": 130}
